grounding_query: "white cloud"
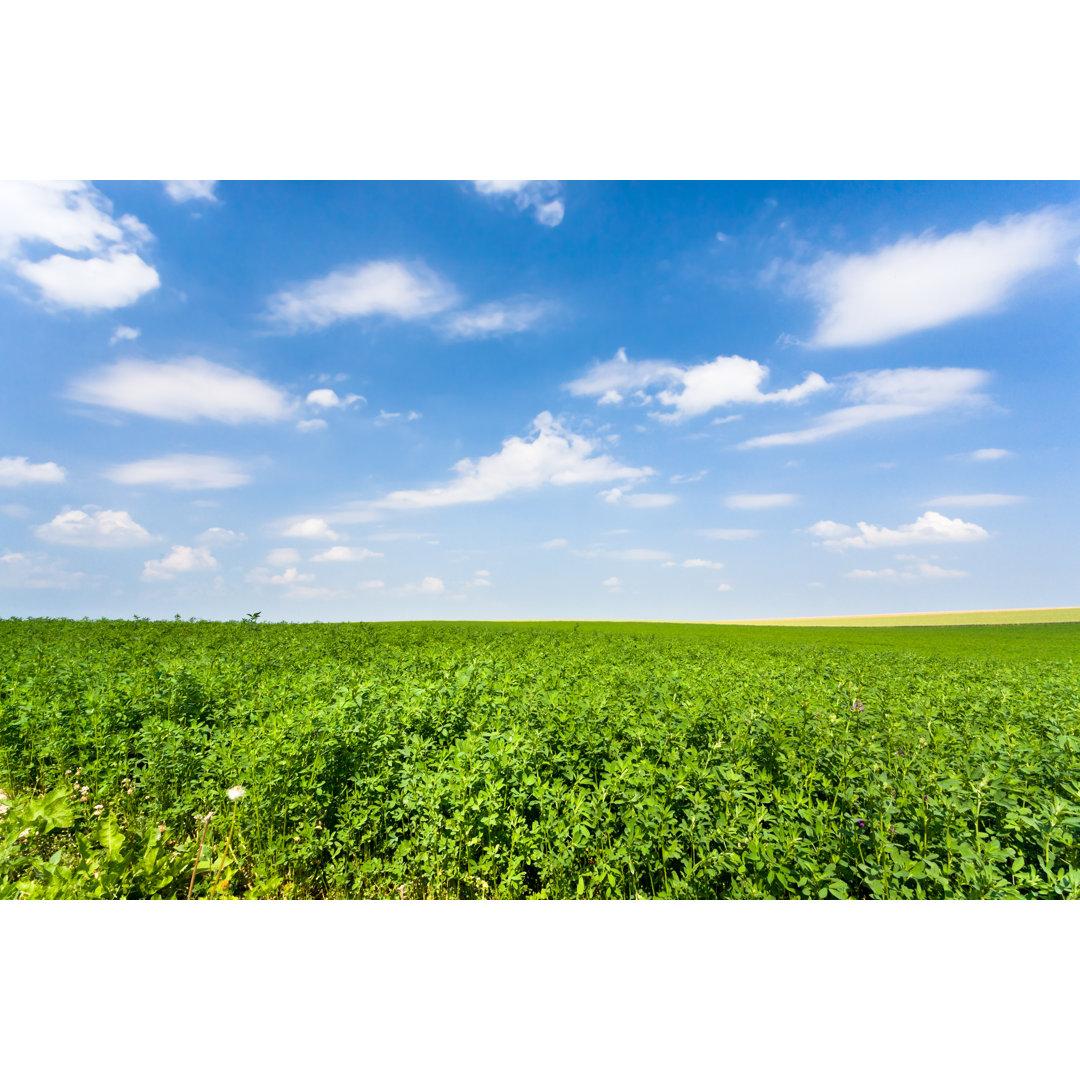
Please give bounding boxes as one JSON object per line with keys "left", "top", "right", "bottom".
{"left": 725, "top": 493, "right": 797, "bottom": 509}
{"left": 0, "top": 551, "right": 87, "bottom": 590}
{"left": 109, "top": 325, "right": 140, "bottom": 345}
{"left": 924, "top": 494, "right": 1026, "bottom": 508}
{"left": 105, "top": 454, "right": 251, "bottom": 490}
{"left": 195, "top": 527, "right": 246, "bottom": 547}
{"left": 812, "top": 510, "right": 989, "bottom": 551}
{"left": 1, "top": 504, "right": 32, "bottom": 518}
{"left": 306, "top": 389, "right": 365, "bottom": 409}
{"left": 15, "top": 251, "right": 160, "bottom": 311}
{"left": 696, "top": 528, "right": 759, "bottom": 540}
{"left": 141, "top": 545, "right": 218, "bottom": 581}
{"left": 847, "top": 562, "right": 968, "bottom": 581}
{"left": 444, "top": 299, "right": 550, "bottom": 339}
{"left": 375, "top": 412, "right": 653, "bottom": 510}
{"left": 567, "top": 348, "right": 826, "bottom": 422}
{"left": 266, "top": 259, "right": 459, "bottom": 331}
{"left": 366, "top": 531, "right": 435, "bottom": 542}
{"left": 0, "top": 181, "right": 159, "bottom": 310}
{"left": 473, "top": 181, "right": 565, "bottom": 227}
{"left": 968, "top": 448, "right": 1012, "bottom": 462}
{"left": 162, "top": 181, "right": 218, "bottom": 203}
{"left": 802, "top": 207, "right": 1078, "bottom": 347}
{"left": 358, "top": 579, "right": 385, "bottom": 590}
{"left": 376, "top": 410, "right": 422, "bottom": 424}
{"left": 268, "top": 567, "right": 314, "bottom": 586}
{"left": 0, "top": 457, "right": 66, "bottom": 486}
{"left": 266, "top": 547, "right": 301, "bottom": 565}
{"left": 599, "top": 488, "right": 677, "bottom": 508}
{"left": 741, "top": 367, "right": 989, "bottom": 449}
{"left": 670, "top": 470, "right": 707, "bottom": 484}
{"left": 282, "top": 518, "right": 343, "bottom": 542}
{"left": 297, "top": 419, "right": 328, "bottom": 433}
{"left": 602, "top": 576, "right": 622, "bottom": 588}
{"left": 310, "top": 546, "right": 383, "bottom": 562}
{"left": 576, "top": 548, "right": 670, "bottom": 562}
{"left": 69, "top": 357, "right": 295, "bottom": 424}
{"left": 716, "top": 584, "right": 733, "bottom": 592}
{"left": 540, "top": 538, "right": 568, "bottom": 548}
{"left": 680, "top": 558, "right": 725, "bottom": 569}
{"left": 36, "top": 508, "right": 154, "bottom": 548}
{"left": 396, "top": 576, "right": 446, "bottom": 596}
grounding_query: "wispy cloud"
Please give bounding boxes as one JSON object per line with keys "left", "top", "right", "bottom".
{"left": 725, "top": 493, "right": 797, "bottom": 509}
{"left": 266, "top": 259, "right": 459, "bottom": 332}
{"left": 799, "top": 207, "right": 1078, "bottom": 347}
{"left": 443, "top": 299, "right": 551, "bottom": 339}
{"left": 473, "top": 181, "right": 565, "bottom": 227}
{"left": 105, "top": 454, "right": 252, "bottom": 490}
{"left": 69, "top": 357, "right": 295, "bottom": 424}
{"left": 740, "top": 367, "right": 989, "bottom": 449}
{"left": 924, "top": 494, "right": 1026, "bottom": 508}
{"left": 162, "top": 181, "right": 218, "bottom": 203}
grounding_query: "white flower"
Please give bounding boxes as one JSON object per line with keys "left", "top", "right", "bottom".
{"left": 226, "top": 785, "right": 245, "bottom": 802}
{"left": 0, "top": 805, "right": 9, "bottom": 817}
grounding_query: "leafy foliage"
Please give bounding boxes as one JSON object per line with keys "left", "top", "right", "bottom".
{"left": 1, "top": 617, "right": 1078, "bottom": 898}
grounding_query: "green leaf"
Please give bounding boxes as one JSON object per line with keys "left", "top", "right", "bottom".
{"left": 94, "top": 814, "right": 125, "bottom": 861}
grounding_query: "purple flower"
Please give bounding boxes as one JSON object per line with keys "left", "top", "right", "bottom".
{"left": 851, "top": 700, "right": 865, "bottom": 712}
{"left": 855, "top": 819, "right": 867, "bottom": 828}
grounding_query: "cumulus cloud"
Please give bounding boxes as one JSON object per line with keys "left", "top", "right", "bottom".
{"left": 69, "top": 357, "right": 295, "bottom": 424}
{"left": 810, "top": 510, "right": 989, "bottom": 551}
{"left": 375, "top": 412, "right": 653, "bottom": 510}
{"left": 924, "top": 494, "right": 1026, "bottom": 508}
{"left": 473, "top": 181, "right": 565, "bottom": 227}
{"left": 566, "top": 348, "right": 826, "bottom": 422}
{"left": 0, "top": 181, "right": 160, "bottom": 310}
{"left": 305, "top": 389, "right": 365, "bottom": 409}
{"left": 740, "top": 367, "right": 989, "bottom": 449}
{"left": 599, "top": 488, "right": 677, "bottom": 508}
{"left": 396, "top": 576, "right": 446, "bottom": 595}
{"left": 0, "top": 551, "right": 88, "bottom": 589}
{"left": 266, "top": 259, "right": 459, "bottom": 332}
{"left": 36, "top": 508, "right": 154, "bottom": 547}
{"left": 725, "top": 493, "right": 797, "bottom": 509}
{"left": 195, "top": 527, "right": 246, "bottom": 547}
{"left": 696, "top": 528, "right": 759, "bottom": 540}
{"left": 162, "top": 181, "right": 218, "bottom": 203}
{"left": 141, "top": 545, "right": 218, "bottom": 581}
{"left": 266, "top": 547, "right": 301, "bottom": 565}
{"left": 801, "top": 207, "right": 1078, "bottom": 347}
{"left": 444, "top": 299, "right": 551, "bottom": 339}
{"left": 0, "top": 457, "right": 66, "bottom": 486}
{"left": 109, "top": 325, "right": 140, "bottom": 344}
{"left": 105, "top": 454, "right": 251, "bottom": 490}
{"left": 310, "top": 546, "right": 383, "bottom": 562}
{"left": 282, "top": 518, "right": 343, "bottom": 542}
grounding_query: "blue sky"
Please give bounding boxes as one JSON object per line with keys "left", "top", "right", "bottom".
{"left": 2, "top": 180, "right": 1078, "bottom": 620}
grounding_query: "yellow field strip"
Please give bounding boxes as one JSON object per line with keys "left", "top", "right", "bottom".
{"left": 725, "top": 606, "right": 1080, "bottom": 627}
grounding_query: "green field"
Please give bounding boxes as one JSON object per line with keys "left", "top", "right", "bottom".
{"left": 2, "top": 617, "right": 1078, "bottom": 899}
